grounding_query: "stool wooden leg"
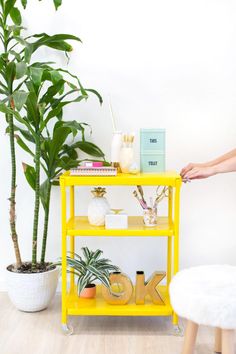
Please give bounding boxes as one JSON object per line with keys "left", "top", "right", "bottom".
{"left": 215, "top": 328, "right": 222, "bottom": 353}
{"left": 222, "top": 329, "right": 234, "bottom": 354}
{"left": 182, "top": 320, "right": 199, "bottom": 354}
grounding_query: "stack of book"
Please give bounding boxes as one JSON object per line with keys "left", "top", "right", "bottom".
{"left": 70, "top": 161, "right": 117, "bottom": 176}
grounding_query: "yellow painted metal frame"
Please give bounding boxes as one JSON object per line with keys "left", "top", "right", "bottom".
{"left": 60, "top": 171, "right": 182, "bottom": 328}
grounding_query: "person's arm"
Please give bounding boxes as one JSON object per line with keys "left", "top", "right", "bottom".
{"left": 214, "top": 155, "right": 236, "bottom": 174}
{"left": 181, "top": 148, "right": 236, "bottom": 178}
{"left": 183, "top": 155, "right": 236, "bottom": 180}
{"left": 206, "top": 148, "right": 236, "bottom": 167}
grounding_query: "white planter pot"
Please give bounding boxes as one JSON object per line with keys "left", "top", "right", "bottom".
{"left": 6, "top": 265, "right": 59, "bottom": 312}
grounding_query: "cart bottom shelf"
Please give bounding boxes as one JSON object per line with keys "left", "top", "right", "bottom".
{"left": 66, "top": 285, "right": 173, "bottom": 316}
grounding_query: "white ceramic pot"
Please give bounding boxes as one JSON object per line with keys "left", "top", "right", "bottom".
{"left": 6, "top": 265, "right": 59, "bottom": 312}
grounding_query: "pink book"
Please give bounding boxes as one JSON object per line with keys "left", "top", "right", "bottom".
{"left": 84, "top": 161, "right": 104, "bottom": 167}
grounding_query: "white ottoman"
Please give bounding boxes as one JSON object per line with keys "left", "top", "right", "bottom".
{"left": 170, "top": 265, "right": 236, "bottom": 354}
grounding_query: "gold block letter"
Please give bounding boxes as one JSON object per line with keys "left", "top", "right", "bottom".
{"left": 102, "top": 272, "right": 133, "bottom": 305}
{"left": 135, "top": 271, "right": 166, "bottom": 305}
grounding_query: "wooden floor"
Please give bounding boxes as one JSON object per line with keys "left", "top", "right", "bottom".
{"left": 0, "top": 293, "right": 219, "bottom": 354}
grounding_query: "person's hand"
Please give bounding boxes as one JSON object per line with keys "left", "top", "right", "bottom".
{"left": 182, "top": 166, "right": 216, "bottom": 180}
{"left": 180, "top": 162, "right": 207, "bottom": 178}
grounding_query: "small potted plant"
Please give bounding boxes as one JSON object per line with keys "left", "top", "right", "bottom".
{"left": 66, "top": 247, "right": 120, "bottom": 298}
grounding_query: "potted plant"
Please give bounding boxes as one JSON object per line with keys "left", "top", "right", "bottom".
{"left": 65, "top": 247, "right": 120, "bottom": 299}
{"left": 0, "top": 0, "right": 105, "bottom": 311}
{"left": 7, "top": 116, "right": 104, "bottom": 312}
{"left": 0, "top": 0, "right": 75, "bottom": 269}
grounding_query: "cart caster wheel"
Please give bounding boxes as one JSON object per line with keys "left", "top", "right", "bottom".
{"left": 172, "top": 324, "right": 184, "bottom": 337}
{"left": 62, "top": 324, "right": 74, "bottom": 336}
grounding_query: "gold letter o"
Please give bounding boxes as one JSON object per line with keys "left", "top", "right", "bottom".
{"left": 102, "top": 272, "right": 133, "bottom": 305}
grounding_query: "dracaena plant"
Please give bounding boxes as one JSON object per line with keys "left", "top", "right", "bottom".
{"left": 38, "top": 121, "right": 105, "bottom": 265}
{"left": 11, "top": 64, "right": 104, "bottom": 270}
{"left": 0, "top": 0, "right": 89, "bottom": 269}
{"left": 65, "top": 247, "right": 120, "bottom": 295}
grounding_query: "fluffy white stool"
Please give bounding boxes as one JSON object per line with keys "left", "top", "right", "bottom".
{"left": 170, "top": 265, "right": 236, "bottom": 354}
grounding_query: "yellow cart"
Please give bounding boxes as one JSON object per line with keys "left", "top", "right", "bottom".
{"left": 60, "top": 171, "right": 182, "bottom": 334}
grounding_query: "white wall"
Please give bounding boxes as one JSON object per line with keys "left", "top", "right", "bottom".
{"left": 1, "top": 0, "right": 236, "bottom": 287}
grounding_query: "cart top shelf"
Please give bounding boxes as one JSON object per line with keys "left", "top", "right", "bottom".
{"left": 60, "top": 171, "right": 182, "bottom": 187}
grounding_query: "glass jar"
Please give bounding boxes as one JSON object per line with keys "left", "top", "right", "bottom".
{"left": 143, "top": 207, "right": 157, "bottom": 227}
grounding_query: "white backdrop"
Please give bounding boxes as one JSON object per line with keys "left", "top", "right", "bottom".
{"left": 1, "top": 0, "right": 236, "bottom": 288}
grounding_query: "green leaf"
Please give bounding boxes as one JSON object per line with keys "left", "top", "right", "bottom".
{"left": 14, "top": 35, "right": 27, "bottom": 45}
{"left": 21, "top": 0, "right": 27, "bottom": 9}
{"left": 53, "top": 0, "right": 62, "bottom": 10}
{"left": 15, "top": 62, "right": 27, "bottom": 79}
{"left": 10, "top": 7, "right": 22, "bottom": 25}
{"left": 40, "top": 79, "right": 65, "bottom": 105}
{"left": 8, "top": 25, "right": 25, "bottom": 36}
{"left": 38, "top": 102, "right": 46, "bottom": 118}
{"left": 72, "top": 141, "right": 105, "bottom": 158}
{"left": 13, "top": 126, "right": 35, "bottom": 142}
{"left": 5, "top": 0, "right": 17, "bottom": 18}
{"left": 15, "top": 135, "right": 34, "bottom": 156}
{"left": 77, "top": 275, "right": 88, "bottom": 295}
{"left": 69, "top": 254, "right": 86, "bottom": 267}
{"left": 31, "top": 61, "right": 55, "bottom": 68}
{"left": 86, "top": 265, "right": 110, "bottom": 288}
{"left": 30, "top": 67, "right": 44, "bottom": 88}
{"left": 22, "top": 163, "right": 36, "bottom": 190}
{"left": 0, "top": 103, "right": 28, "bottom": 127}
{"left": 67, "top": 259, "right": 84, "bottom": 273}
{"left": 48, "top": 126, "right": 71, "bottom": 167}
{"left": 76, "top": 80, "right": 88, "bottom": 98}
{"left": 56, "top": 158, "right": 78, "bottom": 171}
{"left": 9, "top": 49, "right": 21, "bottom": 61}
{"left": 12, "top": 90, "right": 29, "bottom": 111}
{"left": 93, "top": 249, "right": 103, "bottom": 261}
{"left": 85, "top": 88, "right": 103, "bottom": 105}
{"left": 45, "top": 40, "right": 73, "bottom": 52}
{"left": 49, "top": 70, "right": 64, "bottom": 94}
{"left": 62, "top": 120, "right": 87, "bottom": 138}
{"left": 25, "top": 91, "right": 40, "bottom": 127}
{"left": 50, "top": 70, "right": 63, "bottom": 84}
{"left": 44, "top": 101, "right": 69, "bottom": 123}
{"left": 0, "top": 57, "right": 4, "bottom": 72}
{"left": 6, "top": 61, "right": 16, "bottom": 90}
{"left": 65, "top": 146, "right": 78, "bottom": 160}
{"left": 32, "top": 33, "right": 81, "bottom": 42}
{"left": 24, "top": 43, "right": 33, "bottom": 63}
{"left": 32, "top": 33, "right": 81, "bottom": 53}
{"left": 40, "top": 179, "right": 50, "bottom": 210}
{"left": 81, "top": 247, "right": 91, "bottom": 263}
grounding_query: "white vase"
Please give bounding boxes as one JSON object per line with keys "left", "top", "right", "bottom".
{"left": 111, "top": 131, "right": 122, "bottom": 164}
{"left": 88, "top": 187, "right": 110, "bottom": 226}
{"left": 120, "top": 146, "right": 134, "bottom": 173}
{"left": 6, "top": 265, "right": 59, "bottom": 312}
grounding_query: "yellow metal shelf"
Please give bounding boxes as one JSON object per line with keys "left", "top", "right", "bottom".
{"left": 66, "top": 216, "right": 174, "bottom": 237}
{"left": 60, "top": 171, "right": 182, "bottom": 187}
{"left": 66, "top": 285, "right": 172, "bottom": 316}
{"left": 60, "top": 171, "right": 181, "bottom": 329}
